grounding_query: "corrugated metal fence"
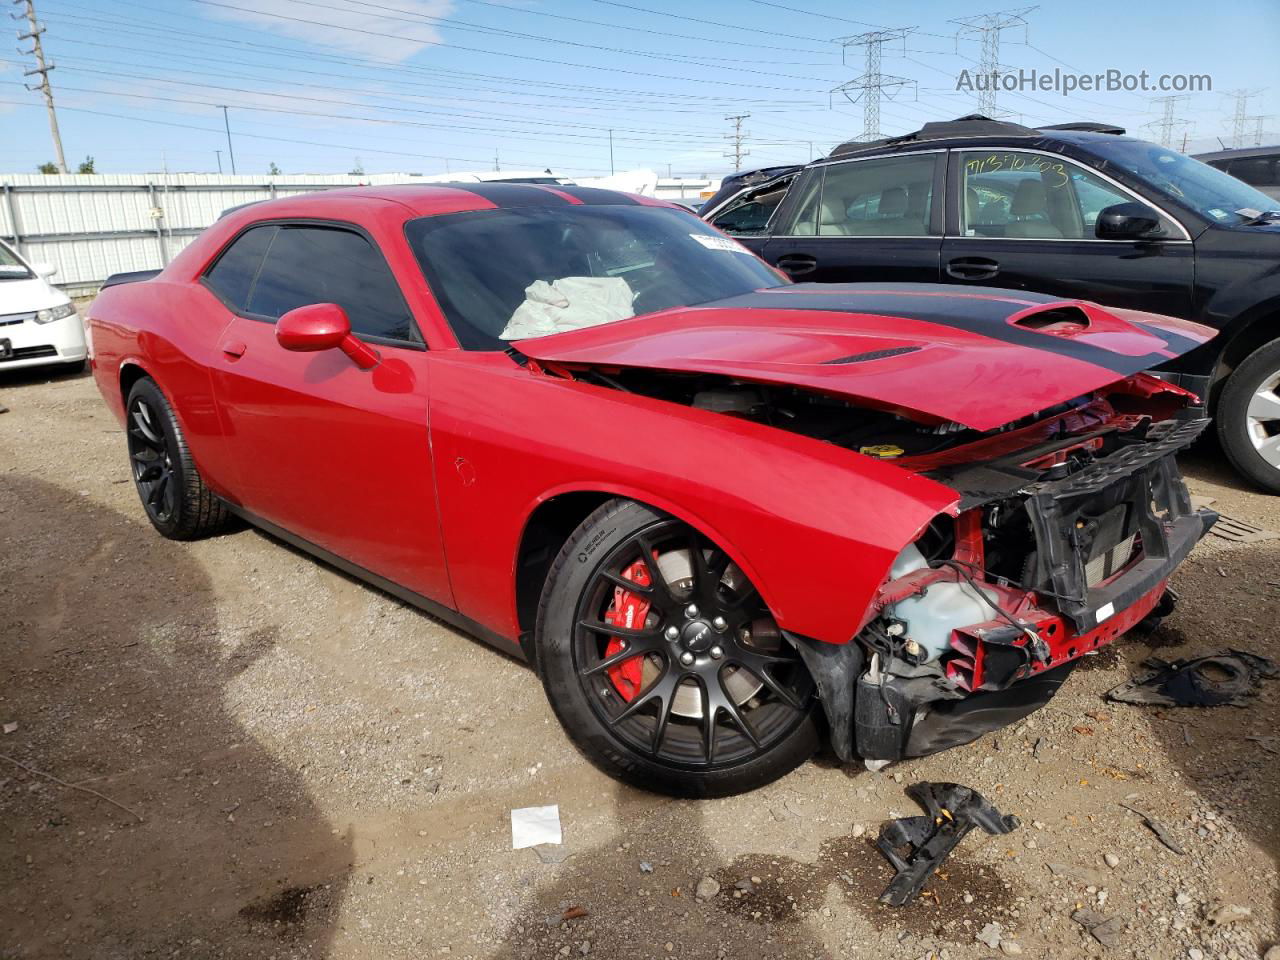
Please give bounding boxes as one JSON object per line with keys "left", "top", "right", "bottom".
{"left": 0, "top": 173, "right": 402, "bottom": 295}
{"left": 0, "top": 172, "right": 721, "bottom": 295}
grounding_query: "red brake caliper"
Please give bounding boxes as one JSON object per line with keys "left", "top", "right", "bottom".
{"left": 602, "top": 559, "right": 653, "bottom": 702}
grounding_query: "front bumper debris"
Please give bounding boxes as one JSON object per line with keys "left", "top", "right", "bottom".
{"left": 875, "top": 782, "right": 1020, "bottom": 907}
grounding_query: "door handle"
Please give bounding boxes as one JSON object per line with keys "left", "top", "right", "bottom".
{"left": 946, "top": 257, "right": 1000, "bottom": 281}
{"left": 220, "top": 340, "right": 247, "bottom": 359}
{"left": 776, "top": 254, "right": 817, "bottom": 277}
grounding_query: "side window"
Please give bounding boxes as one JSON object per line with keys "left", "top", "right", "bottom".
{"left": 710, "top": 179, "right": 793, "bottom": 236}
{"left": 248, "top": 226, "right": 416, "bottom": 343}
{"left": 1227, "top": 156, "right": 1279, "bottom": 188}
{"left": 809, "top": 154, "right": 937, "bottom": 237}
{"left": 960, "top": 151, "right": 1176, "bottom": 240}
{"left": 204, "top": 225, "right": 275, "bottom": 311}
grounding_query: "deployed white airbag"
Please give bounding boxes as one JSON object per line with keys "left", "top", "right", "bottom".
{"left": 500, "top": 276, "right": 634, "bottom": 340}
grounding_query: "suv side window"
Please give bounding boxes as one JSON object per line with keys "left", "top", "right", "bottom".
{"left": 247, "top": 225, "right": 416, "bottom": 343}
{"left": 960, "top": 151, "right": 1175, "bottom": 240}
{"left": 792, "top": 154, "right": 936, "bottom": 237}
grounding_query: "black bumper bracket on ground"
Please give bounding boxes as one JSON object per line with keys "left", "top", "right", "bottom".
{"left": 876, "top": 782, "right": 1021, "bottom": 907}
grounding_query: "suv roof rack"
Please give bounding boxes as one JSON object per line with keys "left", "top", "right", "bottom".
{"left": 830, "top": 115, "right": 1039, "bottom": 158}
{"left": 1039, "top": 122, "right": 1126, "bottom": 135}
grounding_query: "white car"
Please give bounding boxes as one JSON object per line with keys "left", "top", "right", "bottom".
{"left": 0, "top": 240, "right": 86, "bottom": 373}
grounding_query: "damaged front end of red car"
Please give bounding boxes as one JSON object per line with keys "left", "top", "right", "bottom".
{"left": 848, "top": 405, "right": 1215, "bottom": 764}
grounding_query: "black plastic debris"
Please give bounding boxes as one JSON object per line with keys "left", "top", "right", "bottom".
{"left": 874, "top": 782, "right": 1020, "bottom": 907}
{"left": 1105, "top": 650, "right": 1278, "bottom": 708}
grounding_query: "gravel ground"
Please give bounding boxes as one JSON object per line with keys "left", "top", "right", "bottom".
{"left": 1, "top": 365, "right": 1277, "bottom": 960}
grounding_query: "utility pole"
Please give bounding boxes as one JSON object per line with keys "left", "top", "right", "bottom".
{"left": 214, "top": 149, "right": 222, "bottom": 174}
{"left": 493, "top": 148, "right": 500, "bottom": 172}
{"left": 218, "top": 105, "right": 237, "bottom": 174}
{"left": 831, "top": 28, "right": 914, "bottom": 142}
{"left": 1224, "top": 89, "right": 1265, "bottom": 148}
{"left": 13, "top": 0, "right": 67, "bottom": 172}
{"left": 608, "top": 129, "right": 614, "bottom": 175}
{"left": 1145, "top": 94, "right": 1191, "bottom": 149}
{"left": 723, "top": 113, "right": 750, "bottom": 172}
{"left": 950, "top": 7, "right": 1035, "bottom": 118}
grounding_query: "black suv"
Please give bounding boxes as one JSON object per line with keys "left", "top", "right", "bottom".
{"left": 705, "top": 117, "right": 1280, "bottom": 493}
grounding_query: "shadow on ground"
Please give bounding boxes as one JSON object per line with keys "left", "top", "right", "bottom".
{"left": 0, "top": 477, "right": 352, "bottom": 959}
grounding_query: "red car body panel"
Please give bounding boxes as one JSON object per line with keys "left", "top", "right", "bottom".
{"left": 516, "top": 288, "right": 1213, "bottom": 431}
{"left": 87, "top": 184, "right": 1214, "bottom": 671}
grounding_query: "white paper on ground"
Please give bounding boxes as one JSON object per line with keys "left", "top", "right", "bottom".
{"left": 511, "top": 804, "right": 562, "bottom": 849}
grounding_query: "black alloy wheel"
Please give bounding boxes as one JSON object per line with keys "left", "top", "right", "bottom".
{"left": 536, "top": 499, "right": 820, "bottom": 797}
{"left": 124, "top": 377, "right": 229, "bottom": 540}
{"left": 127, "top": 391, "right": 178, "bottom": 525}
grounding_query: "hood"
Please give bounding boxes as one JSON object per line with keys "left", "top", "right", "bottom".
{"left": 516, "top": 283, "right": 1215, "bottom": 432}
{"left": 0, "top": 276, "right": 67, "bottom": 314}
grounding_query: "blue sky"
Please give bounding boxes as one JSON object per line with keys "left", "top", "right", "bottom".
{"left": 1, "top": 0, "right": 1276, "bottom": 176}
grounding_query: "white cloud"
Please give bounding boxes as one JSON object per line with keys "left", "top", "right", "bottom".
{"left": 205, "top": 0, "right": 456, "bottom": 62}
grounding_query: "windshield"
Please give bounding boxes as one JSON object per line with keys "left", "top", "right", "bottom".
{"left": 0, "top": 241, "right": 33, "bottom": 280}
{"left": 405, "top": 204, "right": 786, "bottom": 350}
{"left": 1087, "top": 139, "right": 1279, "bottom": 224}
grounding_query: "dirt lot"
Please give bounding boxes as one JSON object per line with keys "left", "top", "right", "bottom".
{"left": 2, "top": 365, "right": 1277, "bottom": 960}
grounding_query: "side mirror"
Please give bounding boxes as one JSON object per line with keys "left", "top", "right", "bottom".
{"left": 1095, "top": 202, "right": 1164, "bottom": 241}
{"left": 33, "top": 262, "right": 57, "bottom": 278}
{"left": 276, "top": 303, "right": 379, "bottom": 370}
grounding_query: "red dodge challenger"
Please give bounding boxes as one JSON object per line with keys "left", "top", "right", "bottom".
{"left": 88, "top": 184, "right": 1216, "bottom": 796}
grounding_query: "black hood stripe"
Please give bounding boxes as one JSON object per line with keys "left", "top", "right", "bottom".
{"left": 711, "top": 288, "right": 1188, "bottom": 375}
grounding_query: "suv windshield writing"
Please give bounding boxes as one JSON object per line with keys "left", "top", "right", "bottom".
{"left": 406, "top": 205, "right": 785, "bottom": 350}
{"left": 1088, "top": 139, "right": 1279, "bottom": 223}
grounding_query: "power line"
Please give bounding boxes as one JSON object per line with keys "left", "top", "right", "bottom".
{"left": 831, "top": 28, "right": 916, "bottom": 142}
{"left": 450, "top": 0, "right": 831, "bottom": 55}
{"left": 19, "top": 58, "right": 817, "bottom": 149}
{"left": 42, "top": 4, "right": 818, "bottom": 106}
{"left": 48, "top": 39, "right": 810, "bottom": 119}
{"left": 179, "top": 0, "right": 836, "bottom": 91}
{"left": 12, "top": 0, "right": 67, "bottom": 171}
{"left": 276, "top": 0, "right": 837, "bottom": 72}
{"left": 580, "top": 0, "right": 834, "bottom": 45}
{"left": 0, "top": 98, "right": 610, "bottom": 172}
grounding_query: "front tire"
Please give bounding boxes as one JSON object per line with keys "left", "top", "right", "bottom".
{"left": 1218, "top": 338, "right": 1280, "bottom": 493}
{"left": 534, "top": 499, "right": 820, "bottom": 797}
{"left": 125, "top": 377, "right": 230, "bottom": 540}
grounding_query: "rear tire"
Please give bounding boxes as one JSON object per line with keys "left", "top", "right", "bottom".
{"left": 125, "top": 377, "right": 230, "bottom": 540}
{"left": 534, "top": 498, "right": 820, "bottom": 797}
{"left": 1217, "top": 338, "right": 1280, "bottom": 494}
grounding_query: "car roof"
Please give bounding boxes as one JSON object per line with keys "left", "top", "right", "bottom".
{"left": 219, "top": 183, "right": 669, "bottom": 221}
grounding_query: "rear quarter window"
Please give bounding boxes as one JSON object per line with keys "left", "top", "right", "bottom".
{"left": 203, "top": 225, "right": 275, "bottom": 312}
